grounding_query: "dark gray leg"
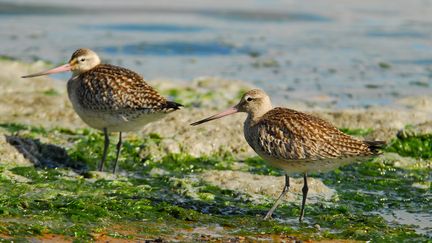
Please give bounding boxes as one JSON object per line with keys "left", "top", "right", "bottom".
{"left": 264, "top": 174, "right": 290, "bottom": 220}
{"left": 299, "top": 173, "right": 309, "bottom": 222}
{"left": 112, "top": 132, "right": 122, "bottom": 174}
{"left": 98, "top": 128, "right": 109, "bottom": 172}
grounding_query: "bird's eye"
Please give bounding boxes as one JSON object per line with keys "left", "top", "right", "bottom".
{"left": 80, "top": 58, "right": 85, "bottom": 62}
{"left": 246, "top": 97, "right": 253, "bottom": 102}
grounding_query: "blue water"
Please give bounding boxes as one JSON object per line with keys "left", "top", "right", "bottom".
{"left": 84, "top": 24, "right": 206, "bottom": 33}
{"left": 101, "top": 41, "right": 254, "bottom": 56}
{"left": 1, "top": 0, "right": 432, "bottom": 108}
{"left": 367, "top": 30, "right": 429, "bottom": 38}
{"left": 197, "top": 10, "right": 332, "bottom": 22}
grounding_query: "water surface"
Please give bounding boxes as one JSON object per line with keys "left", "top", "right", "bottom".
{"left": 1, "top": 0, "right": 432, "bottom": 108}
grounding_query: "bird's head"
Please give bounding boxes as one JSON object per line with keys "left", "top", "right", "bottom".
{"left": 190, "top": 89, "right": 273, "bottom": 126}
{"left": 22, "top": 48, "right": 101, "bottom": 78}
{"left": 235, "top": 89, "right": 272, "bottom": 116}
{"left": 67, "top": 48, "right": 101, "bottom": 75}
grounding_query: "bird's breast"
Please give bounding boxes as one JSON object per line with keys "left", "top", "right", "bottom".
{"left": 66, "top": 76, "right": 169, "bottom": 132}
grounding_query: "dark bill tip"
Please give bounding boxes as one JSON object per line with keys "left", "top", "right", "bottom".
{"left": 190, "top": 107, "right": 238, "bottom": 126}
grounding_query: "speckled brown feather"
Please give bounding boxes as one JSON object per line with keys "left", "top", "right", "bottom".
{"left": 70, "top": 49, "right": 89, "bottom": 62}
{"left": 245, "top": 107, "right": 380, "bottom": 162}
{"left": 73, "top": 64, "right": 177, "bottom": 113}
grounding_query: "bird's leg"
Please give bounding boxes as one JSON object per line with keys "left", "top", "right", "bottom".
{"left": 99, "top": 128, "right": 109, "bottom": 172}
{"left": 112, "top": 132, "right": 123, "bottom": 174}
{"left": 264, "top": 174, "right": 290, "bottom": 220}
{"left": 299, "top": 173, "right": 309, "bottom": 222}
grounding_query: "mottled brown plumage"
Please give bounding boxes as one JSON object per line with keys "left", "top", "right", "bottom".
{"left": 245, "top": 107, "right": 380, "bottom": 173}
{"left": 23, "top": 48, "right": 182, "bottom": 173}
{"left": 191, "top": 89, "right": 385, "bottom": 222}
{"left": 75, "top": 64, "right": 167, "bottom": 110}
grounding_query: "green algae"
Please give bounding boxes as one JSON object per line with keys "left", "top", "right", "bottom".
{"left": 379, "top": 62, "right": 392, "bottom": 69}
{"left": 0, "top": 122, "right": 430, "bottom": 241}
{"left": 161, "top": 86, "right": 228, "bottom": 108}
{"left": 163, "top": 87, "right": 200, "bottom": 107}
{"left": 0, "top": 123, "right": 47, "bottom": 136}
{"left": 42, "top": 88, "right": 60, "bottom": 96}
{"left": 243, "top": 156, "right": 283, "bottom": 176}
{"left": 340, "top": 127, "right": 374, "bottom": 137}
{"left": 0, "top": 55, "right": 15, "bottom": 61}
{"left": 387, "top": 134, "right": 432, "bottom": 159}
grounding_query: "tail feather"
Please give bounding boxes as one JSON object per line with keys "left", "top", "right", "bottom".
{"left": 364, "top": 140, "right": 386, "bottom": 154}
{"left": 164, "top": 101, "right": 183, "bottom": 111}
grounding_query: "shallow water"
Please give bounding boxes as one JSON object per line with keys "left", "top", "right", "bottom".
{"left": 1, "top": 0, "right": 432, "bottom": 108}
{"left": 381, "top": 209, "right": 432, "bottom": 236}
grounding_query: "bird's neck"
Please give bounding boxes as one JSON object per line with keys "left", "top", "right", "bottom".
{"left": 71, "top": 64, "right": 100, "bottom": 77}
{"left": 71, "top": 71, "right": 80, "bottom": 78}
{"left": 247, "top": 104, "right": 272, "bottom": 123}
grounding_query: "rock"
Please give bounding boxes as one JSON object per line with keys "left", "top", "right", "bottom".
{"left": 152, "top": 76, "right": 254, "bottom": 109}
{"left": 85, "top": 171, "right": 125, "bottom": 181}
{"left": 3, "top": 135, "right": 87, "bottom": 171}
{"left": 375, "top": 149, "right": 431, "bottom": 172}
{"left": 314, "top": 107, "right": 432, "bottom": 142}
{"left": 0, "top": 134, "right": 32, "bottom": 167}
{"left": 1, "top": 169, "right": 32, "bottom": 183}
{"left": 397, "top": 96, "right": 432, "bottom": 112}
{"left": 141, "top": 108, "right": 254, "bottom": 158}
{"left": 397, "top": 121, "right": 432, "bottom": 138}
{"left": 200, "top": 170, "right": 335, "bottom": 204}
{"left": 0, "top": 60, "right": 83, "bottom": 129}
{"left": 149, "top": 168, "right": 169, "bottom": 176}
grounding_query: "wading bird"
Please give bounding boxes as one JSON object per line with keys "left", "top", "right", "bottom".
{"left": 191, "top": 89, "right": 384, "bottom": 222}
{"left": 23, "top": 48, "right": 182, "bottom": 174}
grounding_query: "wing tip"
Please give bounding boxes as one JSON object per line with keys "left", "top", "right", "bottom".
{"left": 165, "top": 101, "right": 183, "bottom": 111}
{"left": 364, "top": 140, "right": 386, "bottom": 154}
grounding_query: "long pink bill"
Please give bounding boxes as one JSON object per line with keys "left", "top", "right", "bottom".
{"left": 21, "top": 63, "right": 71, "bottom": 78}
{"left": 191, "top": 106, "right": 238, "bottom": 126}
